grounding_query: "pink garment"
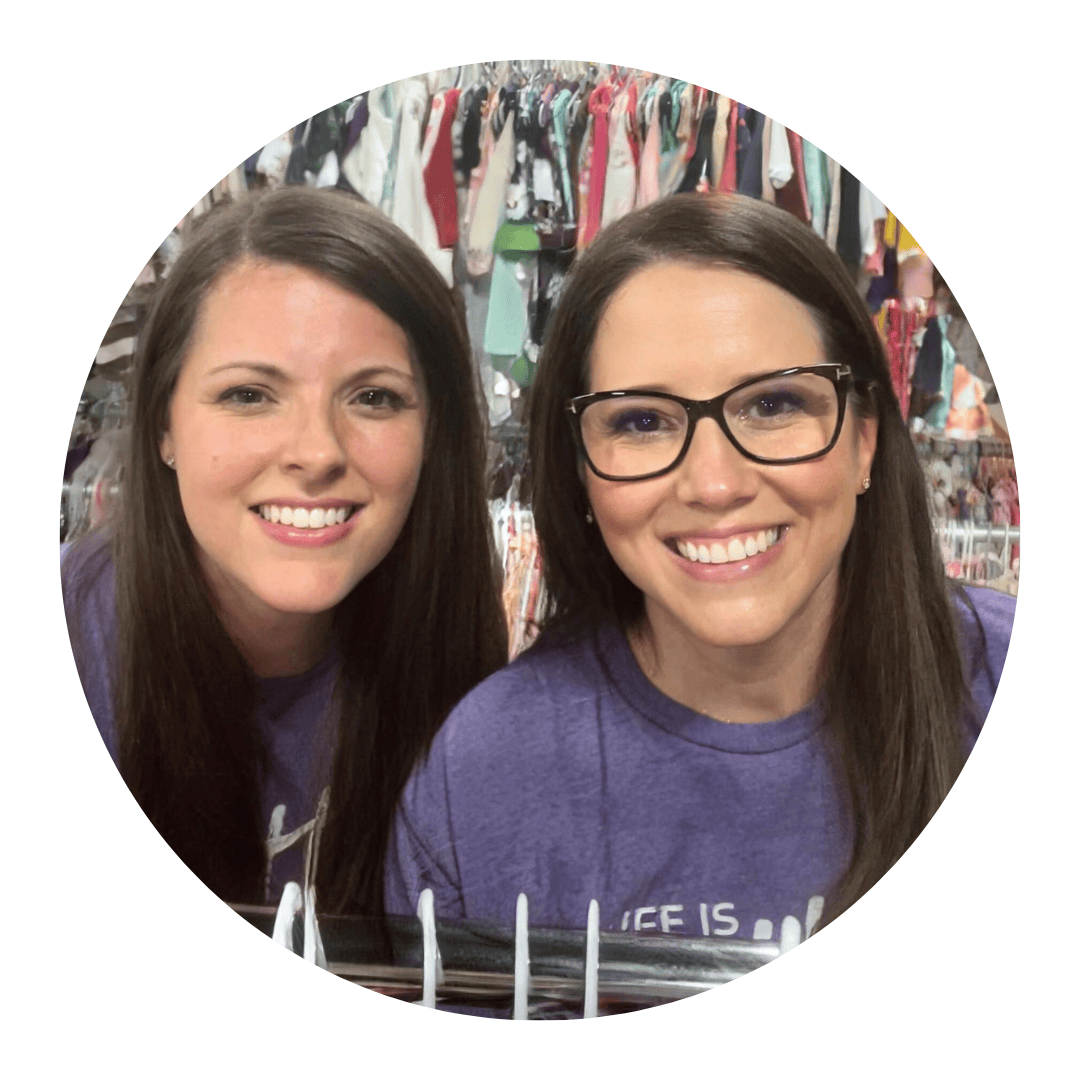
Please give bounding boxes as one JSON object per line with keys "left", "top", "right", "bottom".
{"left": 718, "top": 98, "right": 739, "bottom": 193}
{"left": 576, "top": 115, "right": 595, "bottom": 253}
{"left": 581, "top": 83, "right": 613, "bottom": 247}
{"left": 709, "top": 96, "right": 731, "bottom": 192}
{"left": 634, "top": 91, "right": 662, "bottom": 207}
{"left": 421, "top": 87, "right": 461, "bottom": 249}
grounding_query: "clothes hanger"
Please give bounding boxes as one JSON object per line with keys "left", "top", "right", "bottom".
{"left": 418, "top": 888, "right": 443, "bottom": 1008}
{"left": 514, "top": 892, "right": 530, "bottom": 1020}
{"left": 272, "top": 881, "right": 303, "bottom": 953}
{"left": 583, "top": 898, "right": 600, "bottom": 1019}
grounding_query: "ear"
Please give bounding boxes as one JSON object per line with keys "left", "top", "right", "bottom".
{"left": 855, "top": 413, "right": 878, "bottom": 493}
{"left": 159, "top": 430, "right": 175, "bottom": 468}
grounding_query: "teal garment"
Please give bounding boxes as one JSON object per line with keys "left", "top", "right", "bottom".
{"left": 802, "top": 138, "right": 831, "bottom": 238}
{"left": 551, "top": 88, "right": 575, "bottom": 222}
{"left": 658, "top": 81, "right": 687, "bottom": 187}
{"left": 483, "top": 222, "right": 539, "bottom": 358}
{"left": 925, "top": 315, "right": 956, "bottom": 431}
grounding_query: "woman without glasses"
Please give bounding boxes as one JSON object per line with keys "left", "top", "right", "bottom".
{"left": 385, "top": 193, "right": 1014, "bottom": 957}
{"left": 63, "top": 186, "right": 507, "bottom": 914}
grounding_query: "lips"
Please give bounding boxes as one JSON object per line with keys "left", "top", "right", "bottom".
{"left": 250, "top": 500, "right": 361, "bottom": 548}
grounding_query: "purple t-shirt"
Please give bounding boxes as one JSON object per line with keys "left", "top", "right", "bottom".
{"left": 62, "top": 539, "right": 339, "bottom": 900}
{"left": 385, "top": 586, "right": 1015, "bottom": 948}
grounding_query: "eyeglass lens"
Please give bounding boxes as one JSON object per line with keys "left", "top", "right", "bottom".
{"left": 579, "top": 371, "right": 841, "bottom": 478}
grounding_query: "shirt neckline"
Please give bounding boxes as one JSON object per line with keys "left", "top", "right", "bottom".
{"left": 595, "top": 621, "right": 825, "bottom": 754}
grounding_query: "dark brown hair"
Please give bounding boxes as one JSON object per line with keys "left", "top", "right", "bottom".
{"left": 66, "top": 186, "right": 507, "bottom": 912}
{"left": 528, "top": 193, "right": 970, "bottom": 926}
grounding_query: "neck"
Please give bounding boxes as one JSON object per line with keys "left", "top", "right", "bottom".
{"left": 202, "top": 567, "right": 333, "bottom": 678}
{"left": 632, "top": 583, "right": 837, "bottom": 725}
{"left": 223, "top": 606, "right": 333, "bottom": 678}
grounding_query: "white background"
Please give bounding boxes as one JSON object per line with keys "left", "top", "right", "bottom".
{"left": 4, "top": 3, "right": 1074, "bottom": 1076}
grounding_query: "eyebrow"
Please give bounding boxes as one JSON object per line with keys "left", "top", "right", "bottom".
{"left": 204, "top": 362, "right": 418, "bottom": 384}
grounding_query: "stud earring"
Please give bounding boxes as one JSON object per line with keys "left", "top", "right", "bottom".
{"left": 166, "top": 456, "right": 176, "bottom": 469}
{"left": 585, "top": 506, "right": 595, "bottom": 524}
{"left": 861, "top": 477, "right": 871, "bottom": 491}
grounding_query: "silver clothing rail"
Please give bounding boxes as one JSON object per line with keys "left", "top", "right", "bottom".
{"left": 233, "top": 902, "right": 780, "bottom": 1017}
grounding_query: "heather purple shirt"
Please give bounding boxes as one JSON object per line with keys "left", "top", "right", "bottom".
{"left": 62, "top": 538, "right": 338, "bottom": 900}
{"left": 385, "top": 586, "right": 1015, "bottom": 946}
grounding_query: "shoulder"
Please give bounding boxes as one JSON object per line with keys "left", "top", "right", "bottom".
{"left": 61, "top": 530, "right": 115, "bottom": 615}
{"left": 61, "top": 531, "right": 119, "bottom": 756}
{"left": 955, "top": 584, "right": 1015, "bottom": 676}
{"left": 953, "top": 584, "right": 1016, "bottom": 727}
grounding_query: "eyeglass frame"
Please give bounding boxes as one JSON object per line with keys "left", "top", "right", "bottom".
{"left": 565, "top": 363, "right": 858, "bottom": 482}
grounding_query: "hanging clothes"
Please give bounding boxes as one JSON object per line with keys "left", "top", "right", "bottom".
{"left": 634, "top": 83, "right": 663, "bottom": 207}
{"left": 601, "top": 82, "right": 638, "bottom": 225}
{"left": 773, "top": 128, "right": 811, "bottom": 223}
{"left": 579, "top": 81, "right": 613, "bottom": 247}
{"left": 677, "top": 101, "right": 717, "bottom": 194}
{"left": 391, "top": 79, "right": 453, "bottom": 284}
{"left": 340, "top": 85, "right": 394, "bottom": 206}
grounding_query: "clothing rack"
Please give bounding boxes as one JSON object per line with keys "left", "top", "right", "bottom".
{"left": 935, "top": 521, "right": 1019, "bottom": 545}
{"left": 233, "top": 896, "right": 779, "bottom": 1017}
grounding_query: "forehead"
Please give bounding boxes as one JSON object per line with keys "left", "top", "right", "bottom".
{"left": 184, "top": 258, "right": 416, "bottom": 376}
{"left": 587, "top": 261, "right": 826, "bottom": 393}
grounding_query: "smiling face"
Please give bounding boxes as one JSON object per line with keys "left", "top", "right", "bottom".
{"left": 159, "top": 259, "right": 427, "bottom": 634}
{"left": 583, "top": 261, "right": 877, "bottom": 658}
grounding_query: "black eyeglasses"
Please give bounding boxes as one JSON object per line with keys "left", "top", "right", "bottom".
{"left": 566, "top": 364, "right": 854, "bottom": 481}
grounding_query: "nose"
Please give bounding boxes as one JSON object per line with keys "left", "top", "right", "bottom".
{"left": 281, "top": 402, "right": 348, "bottom": 483}
{"left": 671, "top": 417, "right": 760, "bottom": 508}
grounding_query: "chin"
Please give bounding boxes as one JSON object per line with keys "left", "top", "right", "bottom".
{"left": 675, "top": 602, "right": 789, "bottom": 651}
{"left": 257, "top": 578, "right": 360, "bottom": 618}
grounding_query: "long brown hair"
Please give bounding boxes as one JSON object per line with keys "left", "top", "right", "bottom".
{"left": 66, "top": 186, "right": 507, "bottom": 912}
{"left": 528, "top": 193, "right": 971, "bottom": 926}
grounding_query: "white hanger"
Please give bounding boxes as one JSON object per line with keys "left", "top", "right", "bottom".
{"left": 272, "top": 881, "right": 303, "bottom": 952}
{"left": 417, "top": 888, "right": 443, "bottom": 1008}
{"left": 514, "top": 892, "right": 530, "bottom": 1020}
{"left": 583, "top": 898, "right": 600, "bottom": 1019}
{"left": 300, "top": 789, "right": 329, "bottom": 969}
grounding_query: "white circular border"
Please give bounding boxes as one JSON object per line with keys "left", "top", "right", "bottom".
{"left": 10, "top": 5, "right": 1071, "bottom": 1076}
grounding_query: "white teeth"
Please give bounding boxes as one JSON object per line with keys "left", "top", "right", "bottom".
{"left": 258, "top": 505, "right": 351, "bottom": 529}
{"left": 677, "top": 528, "right": 783, "bottom": 565}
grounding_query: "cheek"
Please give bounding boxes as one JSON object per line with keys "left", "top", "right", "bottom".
{"left": 176, "top": 421, "right": 275, "bottom": 491}
{"left": 779, "top": 458, "right": 859, "bottom": 538}
{"left": 352, "top": 423, "right": 426, "bottom": 497}
{"left": 587, "top": 476, "right": 666, "bottom": 538}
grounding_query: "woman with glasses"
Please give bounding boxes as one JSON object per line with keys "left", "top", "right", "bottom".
{"left": 385, "top": 194, "right": 1014, "bottom": 958}
{"left": 63, "top": 186, "right": 507, "bottom": 914}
